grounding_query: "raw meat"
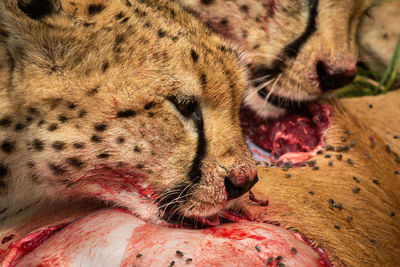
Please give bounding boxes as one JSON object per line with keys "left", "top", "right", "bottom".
{"left": 241, "top": 103, "right": 331, "bottom": 165}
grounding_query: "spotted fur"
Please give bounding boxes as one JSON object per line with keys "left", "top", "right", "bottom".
{"left": 178, "top": 0, "right": 376, "bottom": 118}
{"left": 0, "top": 0, "right": 257, "bottom": 226}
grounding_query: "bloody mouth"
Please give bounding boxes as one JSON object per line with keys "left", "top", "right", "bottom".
{"left": 240, "top": 102, "right": 331, "bottom": 166}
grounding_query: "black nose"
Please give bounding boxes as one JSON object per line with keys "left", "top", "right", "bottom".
{"left": 316, "top": 61, "right": 356, "bottom": 92}
{"left": 224, "top": 175, "right": 259, "bottom": 200}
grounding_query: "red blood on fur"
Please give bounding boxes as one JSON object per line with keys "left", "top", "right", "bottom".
{"left": 300, "top": 234, "right": 334, "bottom": 267}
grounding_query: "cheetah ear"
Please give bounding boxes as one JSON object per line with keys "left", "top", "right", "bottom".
{"left": 16, "top": 0, "right": 61, "bottom": 20}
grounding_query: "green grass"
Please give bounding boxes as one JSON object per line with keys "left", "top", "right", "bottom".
{"left": 337, "top": 36, "right": 400, "bottom": 98}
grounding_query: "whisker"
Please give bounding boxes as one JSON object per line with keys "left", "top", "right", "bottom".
{"left": 246, "top": 52, "right": 283, "bottom": 62}
{"left": 249, "top": 74, "right": 271, "bottom": 83}
{"left": 255, "top": 78, "right": 275, "bottom": 91}
{"left": 180, "top": 203, "right": 196, "bottom": 226}
{"left": 265, "top": 74, "right": 282, "bottom": 105}
{"left": 152, "top": 189, "right": 183, "bottom": 206}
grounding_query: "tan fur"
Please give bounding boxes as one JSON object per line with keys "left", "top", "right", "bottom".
{"left": 0, "top": 0, "right": 257, "bottom": 228}
{"left": 177, "top": 1, "right": 400, "bottom": 265}
{"left": 178, "top": 0, "right": 376, "bottom": 118}
{"left": 342, "top": 90, "right": 400, "bottom": 155}
{"left": 1, "top": 96, "right": 398, "bottom": 265}
{"left": 240, "top": 99, "right": 400, "bottom": 266}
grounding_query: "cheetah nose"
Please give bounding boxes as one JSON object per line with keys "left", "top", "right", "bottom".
{"left": 316, "top": 60, "right": 356, "bottom": 92}
{"left": 224, "top": 175, "right": 258, "bottom": 200}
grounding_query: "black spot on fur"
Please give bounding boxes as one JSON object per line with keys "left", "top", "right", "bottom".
{"left": 94, "top": 123, "right": 107, "bottom": 132}
{"left": 33, "top": 139, "right": 44, "bottom": 151}
{"left": 88, "top": 4, "right": 105, "bottom": 16}
{"left": 220, "top": 18, "right": 228, "bottom": 25}
{"left": 133, "top": 146, "right": 141, "bottom": 153}
{"left": 66, "top": 157, "right": 84, "bottom": 169}
{"left": 134, "top": 8, "right": 146, "bottom": 17}
{"left": 240, "top": 5, "right": 249, "bottom": 13}
{"left": 1, "top": 141, "right": 16, "bottom": 153}
{"left": 0, "top": 30, "right": 9, "bottom": 38}
{"left": 78, "top": 110, "right": 87, "bottom": 118}
{"left": 120, "top": 17, "right": 129, "bottom": 24}
{"left": 144, "top": 21, "right": 151, "bottom": 28}
{"left": 48, "top": 163, "right": 67, "bottom": 175}
{"left": 97, "top": 152, "right": 110, "bottom": 159}
{"left": 201, "top": 0, "right": 214, "bottom": 5}
{"left": 27, "top": 107, "right": 38, "bottom": 114}
{"left": 158, "top": 29, "right": 167, "bottom": 38}
{"left": 37, "top": 120, "right": 45, "bottom": 126}
{"left": 83, "top": 22, "right": 95, "bottom": 27}
{"left": 48, "top": 123, "right": 58, "bottom": 131}
{"left": 88, "top": 88, "right": 99, "bottom": 95}
{"left": 17, "top": 0, "right": 55, "bottom": 20}
{"left": 190, "top": 50, "right": 199, "bottom": 63}
{"left": 116, "top": 110, "right": 136, "bottom": 118}
{"left": 73, "top": 142, "right": 85, "bottom": 149}
{"left": 52, "top": 141, "right": 66, "bottom": 151}
{"left": 115, "top": 11, "right": 124, "bottom": 20}
{"left": 27, "top": 161, "right": 35, "bottom": 168}
{"left": 30, "top": 174, "right": 41, "bottom": 183}
{"left": 125, "top": 0, "right": 132, "bottom": 7}
{"left": 0, "top": 165, "right": 8, "bottom": 177}
{"left": 0, "top": 164, "right": 8, "bottom": 188}
{"left": 50, "top": 98, "right": 62, "bottom": 110}
{"left": 68, "top": 103, "right": 77, "bottom": 110}
{"left": 115, "top": 34, "right": 125, "bottom": 46}
{"left": 218, "top": 46, "right": 228, "bottom": 53}
{"left": 136, "top": 163, "right": 144, "bottom": 169}
{"left": 91, "top": 135, "right": 102, "bottom": 143}
{"left": 144, "top": 102, "right": 154, "bottom": 110}
{"left": 101, "top": 61, "right": 109, "bottom": 73}
{"left": 58, "top": 115, "right": 68, "bottom": 123}
{"left": 0, "top": 117, "right": 12, "bottom": 127}
{"left": 117, "top": 137, "right": 125, "bottom": 144}
{"left": 113, "top": 46, "right": 122, "bottom": 54}
{"left": 14, "top": 123, "right": 25, "bottom": 131}
{"left": 200, "top": 73, "right": 207, "bottom": 87}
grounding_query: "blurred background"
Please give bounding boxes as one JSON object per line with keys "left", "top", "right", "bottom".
{"left": 338, "top": 0, "right": 400, "bottom": 98}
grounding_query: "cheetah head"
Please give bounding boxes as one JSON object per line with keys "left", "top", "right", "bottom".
{"left": 179, "top": 0, "right": 375, "bottom": 118}
{"left": 0, "top": 0, "right": 257, "bottom": 225}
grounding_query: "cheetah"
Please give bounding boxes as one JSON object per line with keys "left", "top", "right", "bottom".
{"left": 0, "top": 0, "right": 257, "bottom": 228}
{"left": 178, "top": 0, "right": 376, "bottom": 118}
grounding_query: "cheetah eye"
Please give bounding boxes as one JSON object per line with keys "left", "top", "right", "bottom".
{"left": 167, "top": 96, "right": 199, "bottom": 119}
